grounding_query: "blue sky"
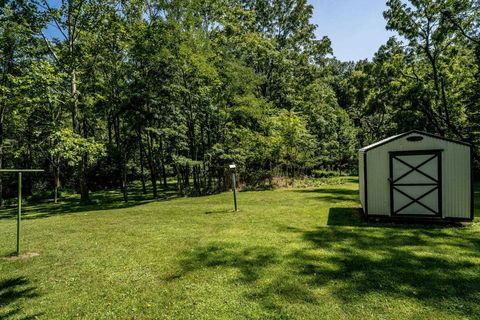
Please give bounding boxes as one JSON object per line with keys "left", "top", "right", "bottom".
{"left": 308, "top": 0, "right": 396, "bottom": 61}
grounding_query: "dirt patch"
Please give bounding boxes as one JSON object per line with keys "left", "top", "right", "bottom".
{"left": 2, "top": 252, "right": 40, "bottom": 261}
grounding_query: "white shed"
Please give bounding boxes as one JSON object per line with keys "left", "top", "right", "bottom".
{"left": 359, "top": 130, "right": 473, "bottom": 221}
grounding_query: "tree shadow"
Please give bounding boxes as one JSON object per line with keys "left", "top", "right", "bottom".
{"left": 166, "top": 243, "right": 279, "bottom": 283}
{"left": 293, "top": 188, "right": 359, "bottom": 203}
{"left": 166, "top": 242, "right": 319, "bottom": 312}
{"left": 0, "top": 187, "right": 179, "bottom": 220}
{"left": 475, "top": 181, "right": 480, "bottom": 217}
{"left": 293, "top": 188, "right": 358, "bottom": 196}
{"left": 0, "top": 277, "right": 42, "bottom": 319}
{"left": 169, "top": 223, "right": 480, "bottom": 317}
{"left": 344, "top": 177, "right": 359, "bottom": 183}
{"left": 327, "top": 207, "right": 364, "bottom": 226}
{"left": 291, "top": 225, "right": 480, "bottom": 317}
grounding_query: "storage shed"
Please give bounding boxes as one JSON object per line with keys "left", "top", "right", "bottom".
{"left": 359, "top": 130, "right": 473, "bottom": 221}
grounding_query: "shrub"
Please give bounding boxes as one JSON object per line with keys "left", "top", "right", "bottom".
{"left": 312, "top": 169, "right": 341, "bottom": 178}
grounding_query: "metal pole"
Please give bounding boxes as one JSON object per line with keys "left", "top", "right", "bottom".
{"left": 17, "top": 172, "right": 22, "bottom": 255}
{"left": 232, "top": 172, "right": 238, "bottom": 212}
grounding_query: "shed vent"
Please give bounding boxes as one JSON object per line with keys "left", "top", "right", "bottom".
{"left": 407, "top": 136, "right": 424, "bottom": 142}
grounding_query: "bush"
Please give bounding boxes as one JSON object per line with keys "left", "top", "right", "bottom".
{"left": 312, "top": 170, "right": 341, "bottom": 178}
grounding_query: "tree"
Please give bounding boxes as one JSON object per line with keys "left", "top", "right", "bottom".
{"left": 271, "top": 109, "right": 316, "bottom": 180}
{"left": 384, "top": 0, "right": 474, "bottom": 140}
{"left": 48, "top": 129, "right": 104, "bottom": 202}
{"left": 37, "top": 0, "right": 101, "bottom": 202}
{"left": 0, "top": 0, "right": 41, "bottom": 204}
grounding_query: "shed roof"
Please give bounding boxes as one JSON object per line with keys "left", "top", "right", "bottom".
{"left": 359, "top": 130, "right": 471, "bottom": 152}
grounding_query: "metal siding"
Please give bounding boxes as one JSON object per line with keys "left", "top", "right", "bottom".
{"left": 365, "top": 133, "right": 471, "bottom": 218}
{"left": 359, "top": 151, "right": 365, "bottom": 210}
{"left": 443, "top": 143, "right": 471, "bottom": 218}
{"left": 366, "top": 146, "right": 390, "bottom": 215}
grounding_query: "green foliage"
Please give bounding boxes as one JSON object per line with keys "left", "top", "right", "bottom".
{"left": 0, "top": 0, "right": 479, "bottom": 201}
{"left": 335, "top": 0, "right": 480, "bottom": 165}
{"left": 311, "top": 169, "right": 341, "bottom": 178}
{"left": 271, "top": 109, "right": 317, "bottom": 174}
{"left": 48, "top": 129, "right": 105, "bottom": 167}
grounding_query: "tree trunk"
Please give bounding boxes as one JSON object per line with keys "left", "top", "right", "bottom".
{"left": 114, "top": 116, "right": 127, "bottom": 202}
{"left": 159, "top": 137, "right": 167, "bottom": 188}
{"left": 80, "top": 152, "right": 89, "bottom": 203}
{"left": 139, "top": 136, "right": 147, "bottom": 194}
{"left": 54, "top": 164, "right": 60, "bottom": 204}
{"left": 0, "top": 108, "right": 4, "bottom": 207}
{"left": 70, "top": 68, "right": 89, "bottom": 203}
{"left": 176, "top": 166, "right": 182, "bottom": 196}
{"left": 161, "top": 162, "right": 167, "bottom": 189}
{"left": 146, "top": 131, "right": 157, "bottom": 198}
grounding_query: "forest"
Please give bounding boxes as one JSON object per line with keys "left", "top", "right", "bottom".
{"left": 0, "top": 0, "right": 479, "bottom": 203}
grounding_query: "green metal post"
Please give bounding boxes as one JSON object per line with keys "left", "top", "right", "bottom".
{"left": 17, "top": 172, "right": 22, "bottom": 255}
{"left": 232, "top": 172, "right": 238, "bottom": 212}
{"left": 0, "top": 169, "right": 43, "bottom": 256}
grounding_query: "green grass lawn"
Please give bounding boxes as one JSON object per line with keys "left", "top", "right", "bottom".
{"left": 1, "top": 178, "right": 479, "bottom": 319}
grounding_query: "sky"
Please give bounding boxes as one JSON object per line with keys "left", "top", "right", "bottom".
{"left": 308, "top": 0, "right": 396, "bottom": 61}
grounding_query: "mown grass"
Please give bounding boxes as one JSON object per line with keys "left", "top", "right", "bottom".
{"left": 0, "top": 178, "right": 479, "bottom": 319}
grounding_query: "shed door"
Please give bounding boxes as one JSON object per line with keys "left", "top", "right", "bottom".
{"left": 389, "top": 150, "right": 442, "bottom": 217}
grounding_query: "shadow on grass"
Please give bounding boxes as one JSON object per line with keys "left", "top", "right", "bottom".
{"left": 291, "top": 225, "right": 480, "bottom": 316}
{"left": 293, "top": 187, "right": 359, "bottom": 203}
{"left": 204, "top": 209, "right": 233, "bottom": 215}
{"left": 475, "top": 182, "right": 480, "bottom": 218}
{"left": 166, "top": 243, "right": 279, "bottom": 283}
{"left": 327, "top": 207, "right": 364, "bottom": 226}
{"left": 0, "top": 185, "right": 179, "bottom": 220}
{"left": 294, "top": 188, "right": 358, "bottom": 195}
{"left": 169, "top": 209, "right": 480, "bottom": 317}
{"left": 0, "top": 277, "right": 42, "bottom": 319}
{"left": 326, "top": 207, "right": 469, "bottom": 228}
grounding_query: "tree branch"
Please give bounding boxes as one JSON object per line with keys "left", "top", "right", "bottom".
{"left": 40, "top": 31, "right": 61, "bottom": 64}
{"left": 442, "top": 11, "right": 480, "bottom": 45}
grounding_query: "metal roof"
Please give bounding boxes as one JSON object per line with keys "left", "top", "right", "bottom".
{"left": 359, "top": 130, "right": 471, "bottom": 152}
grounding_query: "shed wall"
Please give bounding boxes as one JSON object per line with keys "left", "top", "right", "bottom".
{"left": 358, "top": 151, "right": 365, "bottom": 210}
{"left": 365, "top": 133, "right": 471, "bottom": 218}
